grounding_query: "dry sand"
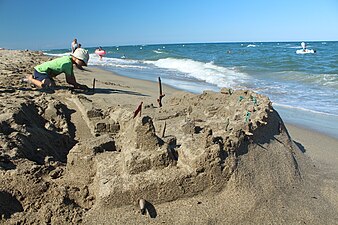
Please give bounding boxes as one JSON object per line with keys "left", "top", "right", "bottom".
{"left": 0, "top": 50, "right": 337, "bottom": 224}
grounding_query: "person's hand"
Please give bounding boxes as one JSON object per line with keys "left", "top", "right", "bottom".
{"left": 73, "top": 84, "right": 89, "bottom": 90}
{"left": 78, "top": 84, "right": 89, "bottom": 90}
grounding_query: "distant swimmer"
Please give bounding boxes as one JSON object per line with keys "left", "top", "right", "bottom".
{"left": 301, "top": 42, "right": 306, "bottom": 52}
{"left": 95, "top": 46, "right": 106, "bottom": 60}
{"left": 296, "top": 42, "right": 316, "bottom": 54}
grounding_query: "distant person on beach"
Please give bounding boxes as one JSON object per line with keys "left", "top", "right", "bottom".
{"left": 26, "top": 48, "right": 89, "bottom": 89}
{"left": 71, "top": 38, "right": 78, "bottom": 53}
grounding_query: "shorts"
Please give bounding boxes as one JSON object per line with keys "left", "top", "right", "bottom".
{"left": 33, "top": 69, "right": 49, "bottom": 81}
{"left": 33, "top": 69, "right": 52, "bottom": 88}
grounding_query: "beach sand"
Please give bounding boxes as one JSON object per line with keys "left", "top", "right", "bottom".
{"left": 0, "top": 50, "right": 337, "bottom": 224}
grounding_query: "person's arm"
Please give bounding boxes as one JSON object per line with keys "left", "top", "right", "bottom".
{"left": 66, "top": 72, "right": 88, "bottom": 89}
{"left": 66, "top": 72, "right": 79, "bottom": 87}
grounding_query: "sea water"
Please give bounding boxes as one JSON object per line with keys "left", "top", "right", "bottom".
{"left": 45, "top": 41, "right": 338, "bottom": 138}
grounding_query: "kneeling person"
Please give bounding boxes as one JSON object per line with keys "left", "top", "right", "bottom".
{"left": 27, "top": 48, "right": 90, "bottom": 89}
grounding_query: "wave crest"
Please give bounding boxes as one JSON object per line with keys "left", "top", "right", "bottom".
{"left": 145, "top": 58, "right": 249, "bottom": 88}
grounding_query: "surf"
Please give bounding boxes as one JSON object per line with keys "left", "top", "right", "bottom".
{"left": 145, "top": 58, "right": 250, "bottom": 88}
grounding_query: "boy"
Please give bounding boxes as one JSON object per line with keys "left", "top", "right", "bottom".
{"left": 27, "top": 48, "right": 89, "bottom": 89}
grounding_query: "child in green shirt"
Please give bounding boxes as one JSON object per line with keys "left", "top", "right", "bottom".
{"left": 27, "top": 48, "right": 90, "bottom": 89}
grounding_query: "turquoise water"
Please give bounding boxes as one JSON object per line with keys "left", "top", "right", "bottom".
{"left": 45, "top": 41, "right": 338, "bottom": 138}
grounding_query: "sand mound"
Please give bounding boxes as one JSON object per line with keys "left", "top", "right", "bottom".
{"left": 0, "top": 94, "right": 76, "bottom": 164}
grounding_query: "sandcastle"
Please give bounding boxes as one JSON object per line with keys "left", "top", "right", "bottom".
{"left": 64, "top": 88, "right": 301, "bottom": 210}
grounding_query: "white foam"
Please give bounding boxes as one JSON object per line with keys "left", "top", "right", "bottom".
{"left": 88, "top": 54, "right": 145, "bottom": 69}
{"left": 161, "top": 78, "right": 218, "bottom": 94}
{"left": 115, "top": 64, "right": 147, "bottom": 69}
{"left": 44, "top": 52, "right": 71, "bottom": 57}
{"left": 296, "top": 49, "right": 315, "bottom": 54}
{"left": 153, "top": 50, "right": 164, "bottom": 54}
{"left": 144, "top": 58, "right": 250, "bottom": 88}
{"left": 247, "top": 44, "right": 256, "bottom": 47}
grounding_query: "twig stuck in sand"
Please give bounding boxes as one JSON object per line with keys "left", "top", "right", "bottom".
{"left": 133, "top": 102, "right": 143, "bottom": 118}
{"left": 157, "top": 77, "right": 165, "bottom": 107}
{"left": 161, "top": 121, "right": 166, "bottom": 138}
{"left": 92, "top": 78, "right": 96, "bottom": 92}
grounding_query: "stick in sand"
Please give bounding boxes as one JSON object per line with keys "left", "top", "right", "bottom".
{"left": 133, "top": 102, "right": 143, "bottom": 118}
{"left": 157, "top": 77, "right": 165, "bottom": 107}
{"left": 92, "top": 78, "right": 96, "bottom": 92}
{"left": 161, "top": 121, "right": 166, "bottom": 138}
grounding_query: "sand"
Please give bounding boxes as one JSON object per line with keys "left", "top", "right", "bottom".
{"left": 0, "top": 49, "right": 337, "bottom": 224}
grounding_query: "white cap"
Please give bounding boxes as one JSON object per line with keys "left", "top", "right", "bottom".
{"left": 71, "top": 48, "right": 89, "bottom": 66}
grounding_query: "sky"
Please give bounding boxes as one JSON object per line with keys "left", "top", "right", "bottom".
{"left": 0, "top": 0, "right": 337, "bottom": 50}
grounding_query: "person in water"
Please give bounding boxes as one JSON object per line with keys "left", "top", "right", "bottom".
{"left": 301, "top": 42, "right": 307, "bottom": 52}
{"left": 96, "top": 46, "right": 105, "bottom": 60}
{"left": 71, "top": 38, "right": 78, "bottom": 53}
{"left": 26, "top": 48, "right": 89, "bottom": 89}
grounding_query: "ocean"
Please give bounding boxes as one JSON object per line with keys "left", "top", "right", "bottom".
{"left": 45, "top": 41, "right": 338, "bottom": 138}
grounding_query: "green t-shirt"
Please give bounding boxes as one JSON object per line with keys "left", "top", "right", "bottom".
{"left": 34, "top": 56, "right": 73, "bottom": 77}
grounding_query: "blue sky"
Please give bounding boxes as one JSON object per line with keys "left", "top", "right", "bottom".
{"left": 0, "top": 0, "right": 337, "bottom": 50}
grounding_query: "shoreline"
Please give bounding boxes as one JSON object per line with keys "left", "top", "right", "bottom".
{"left": 274, "top": 105, "right": 338, "bottom": 140}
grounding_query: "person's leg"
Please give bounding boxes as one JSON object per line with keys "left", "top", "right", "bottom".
{"left": 27, "top": 70, "right": 52, "bottom": 89}
{"left": 27, "top": 74, "right": 43, "bottom": 88}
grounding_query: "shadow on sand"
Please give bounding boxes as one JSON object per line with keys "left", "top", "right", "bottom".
{"left": 294, "top": 141, "right": 306, "bottom": 153}
{"left": 17, "top": 86, "right": 149, "bottom": 97}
